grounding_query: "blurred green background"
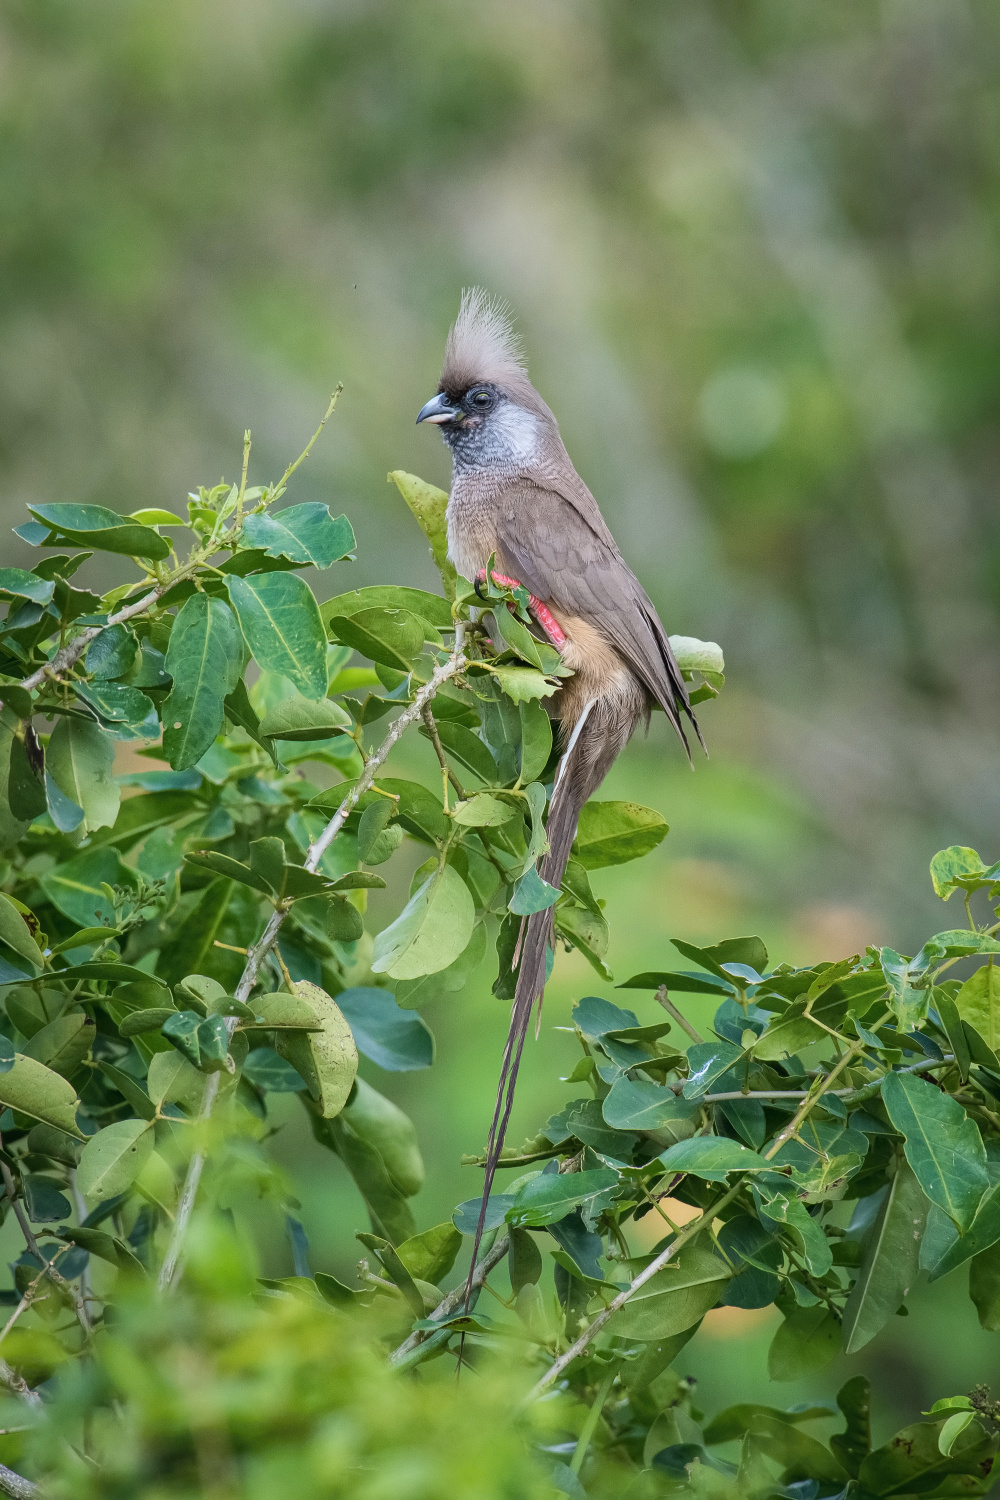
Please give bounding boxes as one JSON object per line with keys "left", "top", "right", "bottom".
{"left": 3, "top": 0, "right": 999, "bottom": 1443}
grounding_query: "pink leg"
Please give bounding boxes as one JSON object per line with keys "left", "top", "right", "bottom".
{"left": 474, "top": 568, "right": 566, "bottom": 649}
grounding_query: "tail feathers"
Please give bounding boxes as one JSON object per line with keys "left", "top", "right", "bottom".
{"left": 462, "top": 747, "right": 594, "bottom": 1309}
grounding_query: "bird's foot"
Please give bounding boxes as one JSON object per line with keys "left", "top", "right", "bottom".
{"left": 473, "top": 568, "right": 566, "bottom": 649}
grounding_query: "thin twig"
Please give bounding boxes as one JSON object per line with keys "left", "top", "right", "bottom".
{"left": 388, "top": 1227, "right": 510, "bottom": 1366}
{"left": 159, "top": 625, "right": 468, "bottom": 1293}
{"left": 655, "top": 985, "right": 704, "bottom": 1043}
{"left": 526, "top": 1179, "right": 744, "bottom": 1400}
{"left": 0, "top": 1358, "right": 40, "bottom": 1411}
{"left": 570, "top": 1361, "right": 618, "bottom": 1476}
{"left": 4, "top": 585, "right": 162, "bottom": 706}
{"left": 421, "top": 703, "right": 466, "bottom": 806}
{"left": 0, "top": 1148, "right": 89, "bottom": 1336}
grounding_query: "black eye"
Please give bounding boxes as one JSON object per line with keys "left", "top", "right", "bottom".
{"left": 470, "top": 389, "right": 493, "bottom": 409}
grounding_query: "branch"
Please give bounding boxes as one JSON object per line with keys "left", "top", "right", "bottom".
{"left": 0, "top": 1145, "right": 89, "bottom": 1337}
{"left": 655, "top": 985, "right": 703, "bottom": 1043}
{"left": 388, "top": 1227, "right": 510, "bottom": 1367}
{"left": 526, "top": 1179, "right": 743, "bottom": 1400}
{"left": 158, "top": 623, "right": 469, "bottom": 1293}
{"left": 7, "top": 585, "right": 163, "bottom": 705}
{"left": 0, "top": 1463, "right": 37, "bottom": 1499}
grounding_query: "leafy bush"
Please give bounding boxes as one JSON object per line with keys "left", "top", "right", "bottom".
{"left": 0, "top": 409, "right": 996, "bottom": 1496}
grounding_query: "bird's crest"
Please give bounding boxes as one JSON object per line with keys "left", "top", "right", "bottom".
{"left": 440, "top": 288, "right": 535, "bottom": 402}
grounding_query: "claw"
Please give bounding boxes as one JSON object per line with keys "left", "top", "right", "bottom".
{"left": 474, "top": 568, "right": 566, "bottom": 650}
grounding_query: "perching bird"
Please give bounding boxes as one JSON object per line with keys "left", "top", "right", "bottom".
{"left": 417, "top": 290, "right": 700, "bottom": 1300}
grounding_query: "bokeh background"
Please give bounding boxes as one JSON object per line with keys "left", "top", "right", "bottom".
{"left": 3, "top": 0, "right": 999, "bottom": 1444}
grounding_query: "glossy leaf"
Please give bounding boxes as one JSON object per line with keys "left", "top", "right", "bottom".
{"left": 162, "top": 595, "right": 243, "bottom": 769}
{"left": 882, "top": 1071, "right": 988, "bottom": 1230}
{"left": 506, "top": 1169, "right": 618, "bottom": 1228}
{"left": 27, "top": 503, "right": 170, "bottom": 560}
{"left": 574, "top": 800, "right": 669, "bottom": 869}
{"left": 657, "top": 1136, "right": 769, "bottom": 1181}
{"left": 929, "top": 1179, "right": 1000, "bottom": 1279}
{"left": 842, "top": 1159, "right": 926, "bottom": 1352}
{"left": 451, "top": 793, "right": 518, "bottom": 828}
{"left": 322, "top": 585, "right": 452, "bottom": 632}
{"left": 258, "top": 695, "right": 351, "bottom": 742}
{"left": 970, "top": 1240, "right": 1000, "bottom": 1331}
{"left": 228, "top": 571, "right": 327, "bottom": 700}
{"left": 239, "top": 503, "right": 355, "bottom": 566}
{"left": 0, "top": 568, "right": 54, "bottom": 606}
{"left": 326, "top": 606, "right": 426, "bottom": 672}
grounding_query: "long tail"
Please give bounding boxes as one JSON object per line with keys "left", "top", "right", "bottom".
{"left": 463, "top": 699, "right": 631, "bottom": 1309}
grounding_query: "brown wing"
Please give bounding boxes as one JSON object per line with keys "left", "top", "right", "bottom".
{"left": 493, "top": 478, "right": 701, "bottom": 753}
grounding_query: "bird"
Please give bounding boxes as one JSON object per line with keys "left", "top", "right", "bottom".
{"left": 416, "top": 289, "right": 700, "bottom": 1306}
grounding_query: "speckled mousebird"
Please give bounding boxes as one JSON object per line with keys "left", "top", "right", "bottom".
{"left": 416, "top": 290, "right": 701, "bottom": 1300}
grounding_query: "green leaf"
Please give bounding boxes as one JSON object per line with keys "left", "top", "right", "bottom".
{"left": 842, "top": 1159, "right": 926, "bottom": 1353}
{"left": 745, "top": 1414, "right": 847, "bottom": 1486}
{"left": 388, "top": 471, "right": 457, "bottom": 598}
{"left": 146, "top": 1050, "right": 204, "bottom": 1109}
{"left": 23, "top": 1012, "right": 94, "bottom": 1079}
{"left": 955, "top": 960, "right": 1000, "bottom": 1053}
{"left": 76, "top": 1119, "right": 153, "bottom": 1200}
{"left": 322, "top": 585, "right": 452, "bottom": 632}
{"left": 507, "top": 1168, "right": 618, "bottom": 1228}
{"left": 162, "top": 1010, "right": 202, "bottom": 1067}
{"left": 27, "top": 503, "right": 170, "bottom": 560}
{"left": 574, "top": 800, "right": 669, "bottom": 869}
{"left": 46, "top": 716, "right": 120, "bottom": 832}
{"left": 275, "top": 980, "right": 358, "bottom": 1119}
{"left": 424, "top": 721, "right": 498, "bottom": 785}
{"left": 75, "top": 681, "right": 156, "bottom": 734}
{"left": 829, "top": 1376, "right": 872, "bottom": 1478}
{"left": 371, "top": 863, "right": 475, "bottom": 980}
{"left": 86, "top": 624, "right": 139, "bottom": 680}
{"left": 0, "top": 894, "right": 43, "bottom": 967}
{"left": 451, "top": 793, "right": 518, "bottom": 828}
{"left": 518, "top": 698, "right": 553, "bottom": 784}
{"left": 929, "top": 1179, "right": 1000, "bottom": 1279}
{"left": 613, "top": 1245, "right": 732, "bottom": 1342}
{"left": 881, "top": 1071, "right": 988, "bottom": 1230}
{"left": 238, "top": 503, "right": 355, "bottom": 566}
{"left": 754, "top": 1181, "right": 833, "bottom": 1275}
{"left": 340, "top": 1077, "right": 424, "bottom": 1197}
{"left": 602, "top": 1075, "right": 699, "bottom": 1133}
{"left": 308, "top": 777, "right": 449, "bottom": 845}
{"left": 334, "top": 988, "right": 434, "bottom": 1072}
{"left": 657, "top": 1137, "right": 769, "bottom": 1181}
{"left": 319, "top": 1113, "right": 415, "bottom": 1245}
{"left": 0, "top": 709, "right": 30, "bottom": 849}
{"left": 326, "top": 607, "right": 428, "bottom": 672}
{"left": 183, "top": 850, "right": 274, "bottom": 897}
{"left": 858, "top": 1417, "right": 996, "bottom": 1495}
{"left": 490, "top": 665, "right": 558, "bottom": 704}
{"left": 258, "top": 696, "right": 351, "bottom": 742}
{"left": 6, "top": 729, "right": 46, "bottom": 821}
{"left": 0, "top": 569, "right": 54, "bottom": 606}
{"left": 227, "top": 571, "right": 327, "bottom": 700}
{"left": 702, "top": 1404, "right": 835, "bottom": 1446}
{"left": 161, "top": 595, "right": 243, "bottom": 770}
{"left": 39, "top": 846, "right": 132, "bottom": 927}
{"left": 668, "top": 635, "right": 725, "bottom": 678}
{"left": 969, "top": 1241, "right": 1000, "bottom": 1331}
{"left": 242, "top": 1047, "right": 307, "bottom": 1093}
{"left": 0, "top": 1055, "right": 82, "bottom": 1136}
{"left": 509, "top": 864, "right": 560, "bottom": 915}
{"left": 617, "top": 969, "right": 732, "bottom": 996}
{"left": 768, "top": 1304, "right": 841, "bottom": 1381}
{"left": 156, "top": 878, "right": 232, "bottom": 989}
{"left": 681, "top": 1040, "right": 745, "bottom": 1099}
{"left": 930, "top": 845, "right": 1000, "bottom": 900}
{"left": 97, "top": 1060, "right": 157, "bottom": 1120}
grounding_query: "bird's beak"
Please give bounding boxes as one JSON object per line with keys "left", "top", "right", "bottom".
{"left": 416, "top": 392, "right": 460, "bottom": 425}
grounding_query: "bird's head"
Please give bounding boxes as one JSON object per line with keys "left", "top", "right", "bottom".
{"left": 416, "top": 289, "right": 555, "bottom": 471}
